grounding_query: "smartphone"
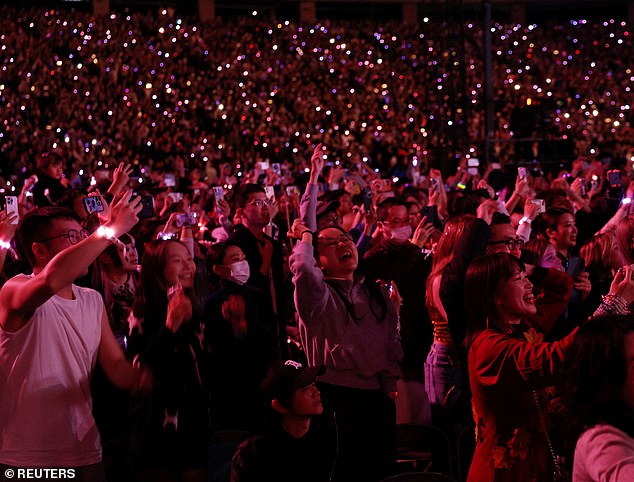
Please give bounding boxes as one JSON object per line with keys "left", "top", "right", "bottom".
{"left": 132, "top": 194, "right": 154, "bottom": 219}
{"left": 264, "top": 186, "right": 275, "bottom": 200}
{"left": 361, "top": 187, "right": 373, "bottom": 212}
{"left": 286, "top": 185, "right": 300, "bottom": 197}
{"left": 607, "top": 170, "right": 622, "bottom": 187}
{"left": 129, "top": 164, "right": 142, "bottom": 179}
{"left": 158, "top": 232, "right": 178, "bottom": 241}
{"left": 568, "top": 257, "right": 585, "bottom": 280}
{"left": 82, "top": 195, "right": 105, "bottom": 214}
{"left": 167, "top": 192, "right": 183, "bottom": 203}
{"left": 518, "top": 167, "right": 527, "bottom": 182}
{"left": 272, "top": 163, "right": 281, "bottom": 175}
{"left": 421, "top": 205, "right": 441, "bottom": 229}
{"left": 3, "top": 196, "right": 19, "bottom": 224}
{"left": 529, "top": 199, "right": 546, "bottom": 214}
{"left": 164, "top": 173, "right": 176, "bottom": 187}
{"left": 175, "top": 213, "right": 196, "bottom": 227}
{"left": 430, "top": 177, "right": 440, "bottom": 193}
{"left": 412, "top": 171, "right": 421, "bottom": 187}
{"left": 466, "top": 158, "right": 479, "bottom": 176}
{"left": 258, "top": 161, "right": 270, "bottom": 171}
{"left": 212, "top": 186, "right": 225, "bottom": 204}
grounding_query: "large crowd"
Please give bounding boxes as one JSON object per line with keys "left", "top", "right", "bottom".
{"left": 0, "top": 6, "right": 633, "bottom": 191}
{"left": 1, "top": 5, "right": 634, "bottom": 482}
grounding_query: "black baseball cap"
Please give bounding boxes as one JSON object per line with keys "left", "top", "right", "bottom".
{"left": 316, "top": 200, "right": 340, "bottom": 218}
{"left": 260, "top": 360, "right": 325, "bottom": 401}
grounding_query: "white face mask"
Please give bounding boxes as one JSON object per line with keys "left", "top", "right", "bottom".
{"left": 388, "top": 225, "right": 412, "bottom": 242}
{"left": 227, "top": 260, "right": 250, "bottom": 285}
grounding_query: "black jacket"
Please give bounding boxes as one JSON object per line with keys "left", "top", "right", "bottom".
{"left": 231, "top": 415, "right": 337, "bottom": 482}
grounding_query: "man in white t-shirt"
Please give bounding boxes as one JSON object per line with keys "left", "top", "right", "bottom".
{"left": 0, "top": 192, "right": 151, "bottom": 482}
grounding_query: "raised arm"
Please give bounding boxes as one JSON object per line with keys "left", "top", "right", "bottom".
{"left": 300, "top": 143, "right": 326, "bottom": 231}
{"left": 107, "top": 162, "right": 133, "bottom": 199}
{"left": 98, "top": 308, "right": 152, "bottom": 392}
{"left": 0, "top": 192, "right": 141, "bottom": 330}
{"left": 471, "top": 328, "right": 576, "bottom": 389}
{"left": 0, "top": 209, "right": 18, "bottom": 281}
{"left": 288, "top": 219, "right": 330, "bottom": 323}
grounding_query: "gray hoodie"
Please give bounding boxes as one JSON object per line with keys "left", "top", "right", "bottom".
{"left": 290, "top": 241, "right": 402, "bottom": 392}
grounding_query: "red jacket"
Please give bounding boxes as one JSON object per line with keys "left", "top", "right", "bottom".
{"left": 467, "top": 327, "right": 576, "bottom": 482}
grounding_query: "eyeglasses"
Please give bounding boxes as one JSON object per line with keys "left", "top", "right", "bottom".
{"left": 487, "top": 237, "right": 525, "bottom": 251}
{"left": 317, "top": 232, "right": 354, "bottom": 248}
{"left": 36, "top": 229, "right": 89, "bottom": 245}
{"left": 247, "top": 199, "right": 272, "bottom": 208}
{"left": 386, "top": 218, "right": 410, "bottom": 227}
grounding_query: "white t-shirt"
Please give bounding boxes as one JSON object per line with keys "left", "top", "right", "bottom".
{"left": 0, "top": 280, "right": 104, "bottom": 467}
{"left": 574, "top": 424, "right": 634, "bottom": 482}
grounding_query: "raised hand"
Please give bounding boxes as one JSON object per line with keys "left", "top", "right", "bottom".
{"left": 609, "top": 265, "right": 634, "bottom": 305}
{"left": 476, "top": 199, "right": 500, "bottom": 225}
{"left": 0, "top": 209, "right": 18, "bottom": 244}
{"left": 104, "top": 191, "right": 142, "bottom": 237}
{"left": 109, "top": 162, "right": 134, "bottom": 197}
{"left": 309, "top": 143, "right": 326, "bottom": 182}
{"left": 410, "top": 217, "right": 436, "bottom": 249}
{"left": 166, "top": 286, "right": 193, "bottom": 333}
{"left": 289, "top": 218, "right": 310, "bottom": 240}
{"left": 574, "top": 271, "right": 592, "bottom": 300}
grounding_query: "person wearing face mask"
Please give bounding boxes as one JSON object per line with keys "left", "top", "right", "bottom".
{"left": 204, "top": 242, "right": 277, "bottom": 431}
{"left": 361, "top": 197, "right": 435, "bottom": 425}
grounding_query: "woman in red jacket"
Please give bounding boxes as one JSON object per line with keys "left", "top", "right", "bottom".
{"left": 463, "top": 253, "right": 634, "bottom": 482}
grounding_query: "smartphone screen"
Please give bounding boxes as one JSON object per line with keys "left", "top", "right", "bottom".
{"left": 4, "top": 196, "right": 19, "bottom": 224}
{"left": 164, "top": 173, "right": 176, "bottom": 187}
{"left": 213, "top": 186, "right": 225, "bottom": 203}
{"left": 82, "top": 196, "right": 105, "bottom": 214}
{"left": 285, "top": 186, "right": 300, "bottom": 197}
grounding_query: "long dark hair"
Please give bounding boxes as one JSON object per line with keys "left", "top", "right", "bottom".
{"left": 313, "top": 225, "right": 388, "bottom": 323}
{"left": 133, "top": 239, "right": 198, "bottom": 320}
{"left": 463, "top": 253, "right": 524, "bottom": 347}
{"left": 561, "top": 314, "right": 634, "bottom": 440}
